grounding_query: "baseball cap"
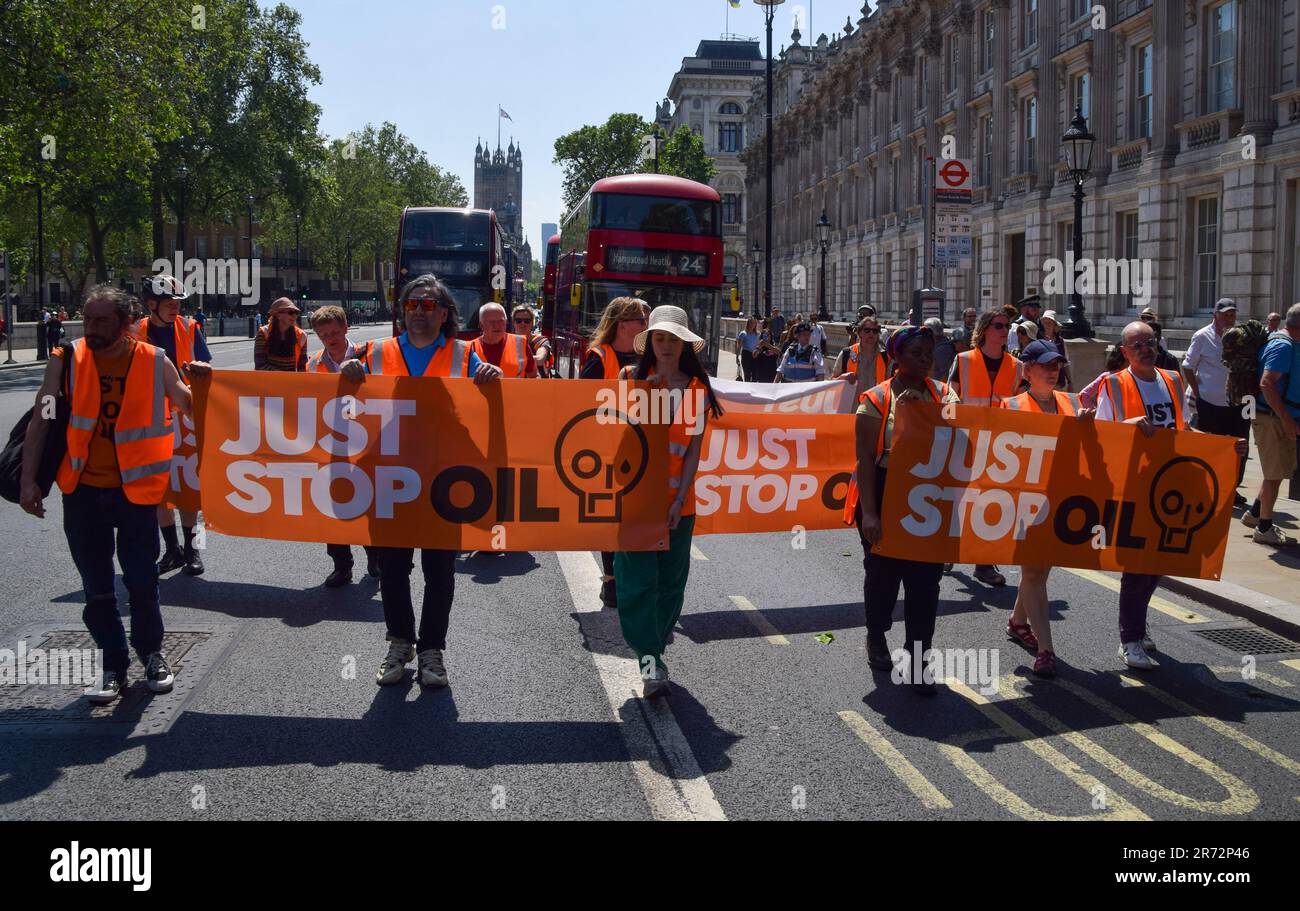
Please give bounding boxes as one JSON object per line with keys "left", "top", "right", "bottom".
{"left": 1020, "top": 339, "right": 1066, "bottom": 365}
{"left": 1214, "top": 298, "right": 1237, "bottom": 312}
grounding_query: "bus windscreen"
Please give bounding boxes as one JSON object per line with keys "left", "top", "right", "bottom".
{"left": 593, "top": 193, "right": 719, "bottom": 237}
{"left": 401, "top": 211, "right": 490, "bottom": 251}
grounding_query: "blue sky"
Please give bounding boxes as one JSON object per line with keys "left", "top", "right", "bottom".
{"left": 290, "top": 0, "right": 869, "bottom": 257}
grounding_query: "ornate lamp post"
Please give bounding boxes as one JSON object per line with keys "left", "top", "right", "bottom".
{"left": 1060, "top": 104, "right": 1096, "bottom": 339}
{"left": 816, "top": 208, "right": 832, "bottom": 322}
{"left": 755, "top": 0, "right": 785, "bottom": 319}
{"left": 176, "top": 165, "right": 189, "bottom": 259}
{"left": 751, "top": 240, "right": 761, "bottom": 319}
{"left": 294, "top": 211, "right": 303, "bottom": 295}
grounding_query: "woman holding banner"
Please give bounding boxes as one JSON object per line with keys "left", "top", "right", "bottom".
{"left": 613, "top": 306, "right": 723, "bottom": 699}
{"left": 1000, "top": 339, "right": 1095, "bottom": 678}
{"left": 581, "top": 297, "right": 651, "bottom": 608}
{"left": 851, "top": 325, "right": 958, "bottom": 695}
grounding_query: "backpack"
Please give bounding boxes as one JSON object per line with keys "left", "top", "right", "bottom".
{"left": 1221, "top": 319, "right": 1269, "bottom": 406}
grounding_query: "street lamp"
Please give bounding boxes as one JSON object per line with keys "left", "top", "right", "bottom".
{"left": 176, "top": 165, "right": 189, "bottom": 259}
{"left": 755, "top": 0, "right": 784, "bottom": 319}
{"left": 751, "top": 240, "right": 761, "bottom": 319}
{"left": 816, "top": 208, "right": 832, "bottom": 322}
{"left": 294, "top": 211, "right": 303, "bottom": 295}
{"left": 245, "top": 194, "right": 256, "bottom": 260}
{"left": 1061, "top": 103, "right": 1096, "bottom": 339}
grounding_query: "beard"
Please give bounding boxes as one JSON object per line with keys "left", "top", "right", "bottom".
{"left": 84, "top": 332, "right": 117, "bottom": 351}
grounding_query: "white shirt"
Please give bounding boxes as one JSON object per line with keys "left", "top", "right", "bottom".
{"left": 1096, "top": 370, "right": 1178, "bottom": 428}
{"left": 317, "top": 339, "right": 357, "bottom": 374}
{"left": 1183, "top": 322, "right": 1228, "bottom": 407}
{"left": 808, "top": 323, "right": 826, "bottom": 347}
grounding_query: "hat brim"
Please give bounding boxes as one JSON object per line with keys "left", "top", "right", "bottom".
{"left": 634, "top": 325, "right": 706, "bottom": 355}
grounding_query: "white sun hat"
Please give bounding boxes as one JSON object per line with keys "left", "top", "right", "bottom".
{"left": 633, "top": 305, "right": 705, "bottom": 354}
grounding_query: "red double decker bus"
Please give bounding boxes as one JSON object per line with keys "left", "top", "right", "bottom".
{"left": 543, "top": 233, "right": 560, "bottom": 312}
{"left": 547, "top": 174, "right": 723, "bottom": 376}
{"left": 393, "top": 207, "right": 506, "bottom": 337}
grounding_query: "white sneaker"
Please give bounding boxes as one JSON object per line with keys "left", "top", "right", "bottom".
{"left": 375, "top": 639, "right": 415, "bottom": 686}
{"left": 1141, "top": 634, "right": 1157, "bottom": 653}
{"left": 1119, "top": 641, "right": 1156, "bottom": 671}
{"left": 86, "top": 670, "right": 124, "bottom": 705}
{"left": 1241, "top": 512, "right": 1259, "bottom": 529}
{"left": 417, "top": 649, "right": 448, "bottom": 688}
{"left": 1253, "top": 525, "right": 1296, "bottom": 547}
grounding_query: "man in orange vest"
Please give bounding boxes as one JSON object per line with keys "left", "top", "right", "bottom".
{"left": 19, "top": 285, "right": 212, "bottom": 705}
{"left": 465, "top": 302, "right": 537, "bottom": 377}
{"left": 1097, "top": 320, "right": 1248, "bottom": 671}
{"left": 340, "top": 274, "right": 501, "bottom": 690}
{"left": 136, "top": 273, "right": 212, "bottom": 577}
{"left": 308, "top": 305, "right": 379, "bottom": 587}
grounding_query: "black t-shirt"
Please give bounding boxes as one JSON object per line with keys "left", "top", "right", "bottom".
{"left": 580, "top": 347, "right": 639, "bottom": 379}
{"left": 981, "top": 351, "right": 1004, "bottom": 379}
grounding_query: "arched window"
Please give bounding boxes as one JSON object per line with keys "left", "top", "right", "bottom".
{"left": 719, "top": 102, "right": 743, "bottom": 116}
{"left": 718, "top": 102, "right": 745, "bottom": 153}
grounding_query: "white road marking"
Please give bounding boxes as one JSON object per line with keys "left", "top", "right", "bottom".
{"left": 728, "top": 595, "right": 789, "bottom": 645}
{"left": 558, "top": 550, "right": 725, "bottom": 821}
{"left": 690, "top": 544, "right": 708, "bottom": 561}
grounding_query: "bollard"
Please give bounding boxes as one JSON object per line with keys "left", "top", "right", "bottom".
{"left": 248, "top": 316, "right": 256, "bottom": 338}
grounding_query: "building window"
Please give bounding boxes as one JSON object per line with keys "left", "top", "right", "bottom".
{"left": 222, "top": 236, "right": 235, "bottom": 258}
{"left": 982, "top": 115, "right": 994, "bottom": 185}
{"left": 1022, "top": 96, "right": 1037, "bottom": 172}
{"left": 1195, "top": 197, "right": 1220, "bottom": 311}
{"left": 720, "top": 122, "right": 742, "bottom": 153}
{"left": 1208, "top": 1, "right": 1237, "bottom": 112}
{"left": 915, "top": 147, "right": 925, "bottom": 205}
{"left": 892, "top": 76, "right": 900, "bottom": 122}
{"left": 1072, "top": 72, "right": 1090, "bottom": 122}
{"left": 917, "top": 56, "right": 926, "bottom": 107}
{"left": 890, "top": 157, "right": 899, "bottom": 213}
{"left": 1057, "top": 220, "right": 1074, "bottom": 261}
{"left": 1070, "top": 0, "right": 1089, "bottom": 21}
{"left": 195, "top": 236, "right": 208, "bottom": 259}
{"left": 983, "top": 11, "right": 995, "bottom": 73}
{"left": 1022, "top": 0, "right": 1038, "bottom": 50}
{"left": 722, "top": 194, "right": 740, "bottom": 225}
{"left": 1120, "top": 211, "right": 1139, "bottom": 311}
{"left": 1135, "top": 44, "right": 1153, "bottom": 139}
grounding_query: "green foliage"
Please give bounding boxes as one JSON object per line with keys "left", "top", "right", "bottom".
{"left": 553, "top": 113, "right": 651, "bottom": 212}
{"left": 659, "top": 126, "right": 716, "bottom": 185}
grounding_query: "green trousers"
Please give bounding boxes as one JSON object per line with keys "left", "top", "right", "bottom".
{"left": 614, "top": 514, "right": 696, "bottom": 671}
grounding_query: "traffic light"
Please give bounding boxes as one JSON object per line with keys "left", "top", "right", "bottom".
{"left": 730, "top": 287, "right": 740, "bottom": 312}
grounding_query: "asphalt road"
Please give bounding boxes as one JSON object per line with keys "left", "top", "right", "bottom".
{"left": 0, "top": 328, "right": 1298, "bottom": 821}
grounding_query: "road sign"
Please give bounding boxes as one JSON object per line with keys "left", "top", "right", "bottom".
{"left": 934, "top": 157, "right": 973, "bottom": 204}
{"left": 931, "top": 159, "right": 974, "bottom": 269}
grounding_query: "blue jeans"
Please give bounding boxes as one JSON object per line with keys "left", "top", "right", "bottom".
{"left": 62, "top": 485, "right": 164, "bottom": 675}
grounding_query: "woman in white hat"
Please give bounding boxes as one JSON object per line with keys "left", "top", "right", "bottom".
{"left": 1038, "top": 310, "right": 1071, "bottom": 389}
{"left": 614, "top": 305, "right": 723, "bottom": 698}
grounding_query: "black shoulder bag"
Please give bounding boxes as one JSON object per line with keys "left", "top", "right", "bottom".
{"left": 0, "top": 341, "right": 74, "bottom": 503}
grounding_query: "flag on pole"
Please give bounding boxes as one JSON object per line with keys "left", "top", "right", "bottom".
{"left": 728, "top": 0, "right": 741, "bottom": 8}
{"left": 499, "top": 107, "right": 513, "bottom": 121}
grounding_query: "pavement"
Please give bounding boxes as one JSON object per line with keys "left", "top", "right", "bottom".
{"left": 0, "top": 330, "right": 1297, "bottom": 821}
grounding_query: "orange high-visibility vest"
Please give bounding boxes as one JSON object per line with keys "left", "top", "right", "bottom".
{"left": 258, "top": 324, "right": 307, "bottom": 370}
{"left": 466, "top": 333, "right": 529, "bottom": 377}
{"left": 308, "top": 340, "right": 371, "bottom": 374}
{"left": 591, "top": 343, "right": 623, "bottom": 380}
{"left": 955, "top": 348, "right": 1020, "bottom": 407}
{"left": 842, "top": 377, "right": 951, "bottom": 525}
{"left": 1002, "top": 390, "right": 1080, "bottom": 415}
{"left": 847, "top": 343, "right": 889, "bottom": 387}
{"left": 1100, "top": 367, "right": 1186, "bottom": 429}
{"left": 57, "top": 339, "right": 175, "bottom": 505}
{"left": 619, "top": 368, "right": 704, "bottom": 515}
{"left": 367, "top": 336, "right": 467, "bottom": 377}
{"left": 135, "top": 316, "right": 197, "bottom": 370}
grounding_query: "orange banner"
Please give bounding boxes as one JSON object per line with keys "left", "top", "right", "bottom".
{"left": 873, "top": 403, "right": 1238, "bottom": 579}
{"left": 194, "top": 373, "right": 669, "bottom": 551}
{"left": 165, "top": 408, "right": 201, "bottom": 512}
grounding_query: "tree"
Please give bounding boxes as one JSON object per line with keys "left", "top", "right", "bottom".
{"left": 659, "top": 126, "right": 716, "bottom": 185}
{"left": 553, "top": 113, "right": 650, "bottom": 211}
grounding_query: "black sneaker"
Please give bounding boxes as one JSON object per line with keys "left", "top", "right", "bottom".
{"left": 158, "top": 547, "right": 186, "bottom": 575}
{"left": 600, "top": 579, "right": 618, "bottom": 610}
{"left": 86, "top": 670, "right": 125, "bottom": 705}
{"left": 366, "top": 554, "right": 381, "bottom": 577}
{"left": 182, "top": 547, "right": 205, "bottom": 576}
{"left": 144, "top": 653, "right": 174, "bottom": 694}
{"left": 324, "top": 566, "right": 353, "bottom": 588}
{"left": 867, "top": 634, "right": 892, "bottom": 671}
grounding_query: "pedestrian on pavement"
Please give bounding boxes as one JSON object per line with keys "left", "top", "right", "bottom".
{"left": 736, "top": 316, "right": 760, "bottom": 381}
{"left": 776, "top": 323, "right": 826, "bottom": 382}
{"left": 511, "top": 305, "right": 551, "bottom": 377}
{"left": 19, "top": 284, "right": 212, "bottom": 705}
{"left": 193, "top": 306, "right": 206, "bottom": 331}
{"left": 947, "top": 309, "right": 1024, "bottom": 588}
{"left": 808, "top": 312, "right": 828, "bottom": 355}
{"left": 613, "top": 305, "right": 722, "bottom": 698}
{"left": 307, "top": 305, "right": 379, "bottom": 586}
{"left": 753, "top": 318, "right": 781, "bottom": 382}
{"left": 836, "top": 316, "right": 890, "bottom": 390}
{"left": 339, "top": 274, "right": 502, "bottom": 688}
{"left": 254, "top": 298, "right": 307, "bottom": 371}
{"left": 1002, "top": 340, "right": 1094, "bottom": 678}
{"left": 136, "top": 273, "right": 212, "bottom": 577}
{"left": 924, "top": 318, "right": 956, "bottom": 382}
{"left": 1097, "top": 321, "right": 1248, "bottom": 669}
{"left": 1011, "top": 294, "right": 1041, "bottom": 351}
{"left": 952, "top": 308, "right": 978, "bottom": 353}
{"left": 1183, "top": 298, "right": 1248, "bottom": 486}
{"left": 1267, "top": 312, "right": 1282, "bottom": 333}
{"left": 1140, "top": 307, "right": 1158, "bottom": 325}
{"left": 466, "top": 303, "right": 538, "bottom": 377}
{"left": 1013, "top": 319, "right": 1039, "bottom": 356}
{"left": 1038, "top": 310, "right": 1071, "bottom": 389}
{"left": 582, "top": 297, "right": 651, "bottom": 608}
{"left": 1242, "top": 303, "right": 1300, "bottom": 547}
{"left": 45, "top": 309, "right": 63, "bottom": 350}
{"left": 1148, "top": 320, "right": 1181, "bottom": 372}
{"left": 851, "top": 325, "right": 957, "bottom": 694}
{"left": 768, "top": 308, "right": 786, "bottom": 343}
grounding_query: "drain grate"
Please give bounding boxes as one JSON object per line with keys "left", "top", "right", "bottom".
{"left": 1193, "top": 626, "right": 1300, "bottom": 655}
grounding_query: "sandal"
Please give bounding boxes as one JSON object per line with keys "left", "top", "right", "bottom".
{"left": 1032, "top": 650, "right": 1057, "bottom": 678}
{"left": 1007, "top": 620, "right": 1039, "bottom": 652}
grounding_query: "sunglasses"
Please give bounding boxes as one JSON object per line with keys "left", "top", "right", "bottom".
{"left": 513, "top": 316, "right": 534, "bottom": 324}
{"left": 403, "top": 297, "right": 443, "bottom": 312}
{"left": 858, "top": 327, "right": 880, "bottom": 335}
{"left": 990, "top": 321, "right": 1010, "bottom": 331}
{"left": 1125, "top": 338, "right": 1158, "bottom": 351}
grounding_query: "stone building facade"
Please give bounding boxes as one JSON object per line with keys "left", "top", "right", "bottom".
{"left": 665, "top": 39, "right": 766, "bottom": 303}
{"left": 741, "top": 0, "right": 1300, "bottom": 334}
